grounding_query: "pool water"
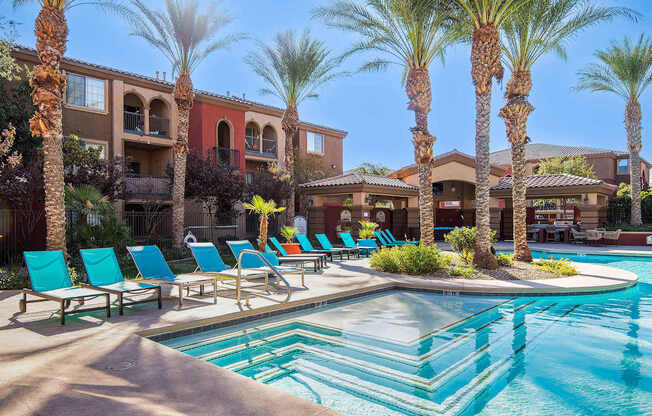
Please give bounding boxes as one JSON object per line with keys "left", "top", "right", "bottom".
{"left": 158, "top": 251, "right": 652, "bottom": 415}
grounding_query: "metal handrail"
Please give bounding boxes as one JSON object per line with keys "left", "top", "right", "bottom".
{"left": 236, "top": 249, "right": 292, "bottom": 304}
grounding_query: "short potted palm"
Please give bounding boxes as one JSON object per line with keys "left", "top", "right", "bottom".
{"left": 280, "top": 226, "right": 302, "bottom": 254}
{"left": 358, "top": 220, "right": 378, "bottom": 244}
{"left": 244, "top": 195, "right": 286, "bottom": 252}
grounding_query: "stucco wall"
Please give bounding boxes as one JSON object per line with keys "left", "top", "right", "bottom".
{"left": 245, "top": 110, "right": 285, "bottom": 164}
{"left": 297, "top": 128, "right": 343, "bottom": 176}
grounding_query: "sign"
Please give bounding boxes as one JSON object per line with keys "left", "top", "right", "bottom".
{"left": 646, "top": 235, "right": 652, "bottom": 245}
{"left": 440, "top": 201, "right": 461, "bottom": 209}
{"left": 294, "top": 215, "right": 307, "bottom": 235}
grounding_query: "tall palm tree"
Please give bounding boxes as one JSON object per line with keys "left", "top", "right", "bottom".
{"left": 245, "top": 30, "right": 344, "bottom": 228}
{"left": 11, "top": 0, "right": 126, "bottom": 251}
{"left": 315, "top": 0, "right": 456, "bottom": 246}
{"left": 576, "top": 35, "right": 652, "bottom": 226}
{"left": 452, "top": 0, "right": 529, "bottom": 269}
{"left": 499, "top": 0, "right": 635, "bottom": 262}
{"left": 119, "top": 0, "right": 241, "bottom": 248}
{"left": 244, "top": 195, "right": 286, "bottom": 252}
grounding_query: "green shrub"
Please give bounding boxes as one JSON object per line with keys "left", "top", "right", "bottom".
{"left": 280, "top": 226, "right": 299, "bottom": 243}
{"left": 533, "top": 257, "right": 578, "bottom": 276}
{"left": 449, "top": 264, "right": 476, "bottom": 277}
{"left": 0, "top": 267, "right": 29, "bottom": 289}
{"left": 496, "top": 253, "right": 514, "bottom": 266}
{"left": 370, "top": 245, "right": 450, "bottom": 275}
{"left": 444, "top": 227, "right": 496, "bottom": 264}
{"left": 358, "top": 220, "right": 378, "bottom": 240}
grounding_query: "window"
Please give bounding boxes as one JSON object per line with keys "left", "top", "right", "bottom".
{"left": 307, "top": 132, "right": 324, "bottom": 153}
{"left": 66, "top": 74, "right": 105, "bottom": 111}
{"left": 245, "top": 172, "right": 254, "bottom": 185}
{"left": 433, "top": 183, "right": 444, "bottom": 195}
{"left": 618, "top": 159, "right": 629, "bottom": 175}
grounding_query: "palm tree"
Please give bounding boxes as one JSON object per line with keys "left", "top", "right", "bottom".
{"left": 11, "top": 0, "right": 125, "bottom": 251}
{"left": 353, "top": 162, "right": 392, "bottom": 176}
{"left": 315, "top": 0, "right": 456, "bottom": 246}
{"left": 245, "top": 30, "right": 344, "bottom": 228}
{"left": 118, "top": 0, "right": 241, "bottom": 248}
{"left": 576, "top": 35, "right": 652, "bottom": 226}
{"left": 499, "top": 0, "right": 635, "bottom": 262}
{"left": 65, "top": 183, "right": 111, "bottom": 225}
{"left": 452, "top": 0, "right": 529, "bottom": 269}
{"left": 244, "top": 195, "right": 286, "bottom": 252}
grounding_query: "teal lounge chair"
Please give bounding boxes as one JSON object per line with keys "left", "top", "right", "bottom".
{"left": 259, "top": 239, "right": 323, "bottom": 272}
{"left": 384, "top": 229, "right": 419, "bottom": 245}
{"left": 21, "top": 250, "right": 111, "bottom": 325}
{"left": 80, "top": 248, "right": 161, "bottom": 316}
{"left": 338, "top": 232, "right": 377, "bottom": 256}
{"left": 296, "top": 234, "right": 339, "bottom": 261}
{"left": 374, "top": 231, "right": 402, "bottom": 247}
{"left": 269, "top": 237, "right": 326, "bottom": 269}
{"left": 226, "top": 240, "right": 304, "bottom": 286}
{"left": 315, "top": 234, "right": 359, "bottom": 259}
{"left": 127, "top": 245, "right": 217, "bottom": 307}
{"left": 358, "top": 239, "right": 380, "bottom": 254}
{"left": 188, "top": 242, "right": 269, "bottom": 288}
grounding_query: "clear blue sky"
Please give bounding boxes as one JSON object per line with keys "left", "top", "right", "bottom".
{"left": 5, "top": 0, "right": 652, "bottom": 171}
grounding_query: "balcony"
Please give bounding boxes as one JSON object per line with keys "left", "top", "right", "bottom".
{"left": 124, "top": 111, "right": 145, "bottom": 134}
{"left": 148, "top": 115, "right": 170, "bottom": 138}
{"left": 125, "top": 174, "right": 171, "bottom": 199}
{"left": 211, "top": 147, "right": 241, "bottom": 170}
{"left": 245, "top": 136, "right": 277, "bottom": 158}
{"left": 124, "top": 111, "right": 170, "bottom": 139}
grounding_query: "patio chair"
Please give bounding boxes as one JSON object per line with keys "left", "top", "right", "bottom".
{"left": 21, "top": 250, "right": 111, "bottom": 325}
{"left": 374, "top": 231, "right": 402, "bottom": 247}
{"left": 260, "top": 239, "right": 323, "bottom": 271}
{"left": 358, "top": 239, "right": 380, "bottom": 253}
{"left": 603, "top": 229, "right": 622, "bottom": 245}
{"left": 383, "top": 229, "right": 418, "bottom": 245}
{"left": 546, "top": 226, "right": 561, "bottom": 242}
{"left": 269, "top": 237, "right": 326, "bottom": 269}
{"left": 80, "top": 247, "right": 162, "bottom": 316}
{"left": 127, "top": 245, "right": 217, "bottom": 307}
{"left": 338, "top": 232, "right": 378, "bottom": 256}
{"left": 570, "top": 228, "right": 587, "bottom": 244}
{"left": 585, "top": 230, "right": 603, "bottom": 246}
{"left": 315, "top": 233, "right": 358, "bottom": 259}
{"left": 226, "top": 240, "right": 304, "bottom": 287}
{"left": 296, "top": 234, "right": 339, "bottom": 261}
{"left": 188, "top": 243, "right": 269, "bottom": 290}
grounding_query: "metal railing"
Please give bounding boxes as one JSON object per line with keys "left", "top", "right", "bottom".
{"left": 245, "top": 135, "right": 259, "bottom": 152}
{"left": 236, "top": 249, "right": 292, "bottom": 304}
{"left": 262, "top": 138, "right": 277, "bottom": 157}
{"left": 211, "top": 147, "right": 240, "bottom": 170}
{"left": 245, "top": 136, "right": 277, "bottom": 158}
{"left": 124, "top": 111, "right": 145, "bottom": 134}
{"left": 149, "top": 115, "right": 170, "bottom": 138}
{"left": 125, "top": 174, "right": 171, "bottom": 199}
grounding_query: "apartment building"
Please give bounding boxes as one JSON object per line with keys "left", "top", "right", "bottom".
{"left": 11, "top": 47, "right": 347, "bottom": 219}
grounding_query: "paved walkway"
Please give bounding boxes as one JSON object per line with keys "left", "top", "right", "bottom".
{"left": 0, "top": 246, "right": 644, "bottom": 416}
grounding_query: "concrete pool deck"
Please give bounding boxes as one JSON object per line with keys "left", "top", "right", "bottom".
{"left": 0, "top": 245, "right": 642, "bottom": 416}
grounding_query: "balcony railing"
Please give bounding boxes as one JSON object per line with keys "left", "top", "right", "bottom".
{"left": 124, "top": 111, "right": 144, "bottom": 134}
{"left": 149, "top": 115, "right": 170, "bottom": 138}
{"left": 245, "top": 135, "right": 277, "bottom": 158}
{"left": 125, "top": 174, "right": 171, "bottom": 199}
{"left": 211, "top": 147, "right": 240, "bottom": 170}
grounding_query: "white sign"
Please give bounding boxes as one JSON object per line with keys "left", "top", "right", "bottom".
{"left": 294, "top": 215, "right": 307, "bottom": 235}
{"left": 646, "top": 235, "right": 652, "bottom": 245}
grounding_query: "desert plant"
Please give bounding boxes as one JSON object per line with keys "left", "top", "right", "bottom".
{"left": 495, "top": 252, "right": 514, "bottom": 266}
{"left": 449, "top": 264, "right": 477, "bottom": 277}
{"left": 244, "top": 195, "right": 286, "bottom": 251}
{"left": 370, "top": 245, "right": 450, "bottom": 275}
{"left": 358, "top": 220, "right": 379, "bottom": 240}
{"left": 280, "top": 226, "right": 299, "bottom": 244}
{"left": 445, "top": 227, "right": 497, "bottom": 265}
{"left": 533, "top": 257, "right": 578, "bottom": 276}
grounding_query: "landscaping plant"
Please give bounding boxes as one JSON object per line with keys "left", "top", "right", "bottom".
{"left": 495, "top": 252, "right": 514, "bottom": 267}
{"left": 444, "top": 227, "right": 496, "bottom": 265}
{"left": 449, "top": 264, "right": 477, "bottom": 277}
{"left": 244, "top": 195, "right": 286, "bottom": 252}
{"left": 358, "top": 220, "right": 379, "bottom": 240}
{"left": 533, "top": 257, "right": 578, "bottom": 276}
{"left": 370, "top": 245, "right": 450, "bottom": 275}
{"left": 280, "top": 226, "right": 299, "bottom": 244}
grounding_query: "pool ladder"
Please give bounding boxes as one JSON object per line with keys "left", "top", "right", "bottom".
{"left": 236, "top": 249, "right": 292, "bottom": 306}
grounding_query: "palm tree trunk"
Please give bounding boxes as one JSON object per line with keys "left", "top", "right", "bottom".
{"left": 406, "top": 67, "right": 435, "bottom": 246}
{"left": 499, "top": 71, "right": 534, "bottom": 262}
{"left": 29, "top": 6, "right": 68, "bottom": 252}
{"left": 172, "top": 72, "right": 195, "bottom": 248}
{"left": 282, "top": 105, "right": 299, "bottom": 227}
{"left": 626, "top": 100, "right": 642, "bottom": 225}
{"left": 471, "top": 25, "right": 503, "bottom": 270}
{"left": 258, "top": 216, "right": 268, "bottom": 252}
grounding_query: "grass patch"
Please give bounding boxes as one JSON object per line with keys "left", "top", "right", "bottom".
{"left": 533, "top": 257, "right": 578, "bottom": 276}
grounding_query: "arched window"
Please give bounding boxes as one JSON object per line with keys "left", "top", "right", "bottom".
{"left": 149, "top": 98, "right": 170, "bottom": 137}
{"left": 124, "top": 93, "right": 145, "bottom": 133}
{"left": 262, "top": 125, "right": 277, "bottom": 156}
{"left": 245, "top": 122, "right": 260, "bottom": 152}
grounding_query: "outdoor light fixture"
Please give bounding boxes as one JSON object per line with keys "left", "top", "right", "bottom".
{"left": 331, "top": 164, "right": 337, "bottom": 169}
{"left": 365, "top": 195, "right": 372, "bottom": 205}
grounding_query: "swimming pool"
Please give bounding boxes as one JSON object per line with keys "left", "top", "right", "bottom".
{"left": 157, "top": 251, "right": 651, "bottom": 415}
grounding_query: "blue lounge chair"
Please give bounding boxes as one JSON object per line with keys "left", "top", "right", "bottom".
{"left": 315, "top": 234, "right": 359, "bottom": 259}
{"left": 21, "top": 251, "right": 111, "bottom": 325}
{"left": 374, "top": 231, "right": 402, "bottom": 247}
{"left": 269, "top": 237, "right": 326, "bottom": 269}
{"left": 384, "top": 229, "right": 419, "bottom": 245}
{"left": 338, "top": 232, "right": 377, "bottom": 256}
{"left": 226, "top": 240, "right": 304, "bottom": 286}
{"left": 259, "top": 239, "right": 323, "bottom": 271}
{"left": 80, "top": 248, "right": 161, "bottom": 316}
{"left": 127, "top": 245, "right": 217, "bottom": 307}
{"left": 188, "top": 242, "right": 269, "bottom": 288}
{"left": 358, "top": 239, "right": 380, "bottom": 254}
{"left": 296, "top": 234, "right": 339, "bottom": 261}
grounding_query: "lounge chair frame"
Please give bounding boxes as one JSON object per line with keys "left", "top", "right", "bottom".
{"left": 19, "top": 289, "right": 111, "bottom": 325}
{"left": 80, "top": 283, "right": 161, "bottom": 316}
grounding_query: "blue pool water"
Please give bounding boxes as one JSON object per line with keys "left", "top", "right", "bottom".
{"left": 158, "top": 251, "right": 652, "bottom": 415}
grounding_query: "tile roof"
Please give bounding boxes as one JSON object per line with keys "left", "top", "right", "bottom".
{"left": 490, "top": 143, "right": 628, "bottom": 166}
{"left": 491, "top": 174, "right": 604, "bottom": 191}
{"left": 13, "top": 45, "right": 346, "bottom": 135}
{"left": 300, "top": 172, "right": 418, "bottom": 190}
